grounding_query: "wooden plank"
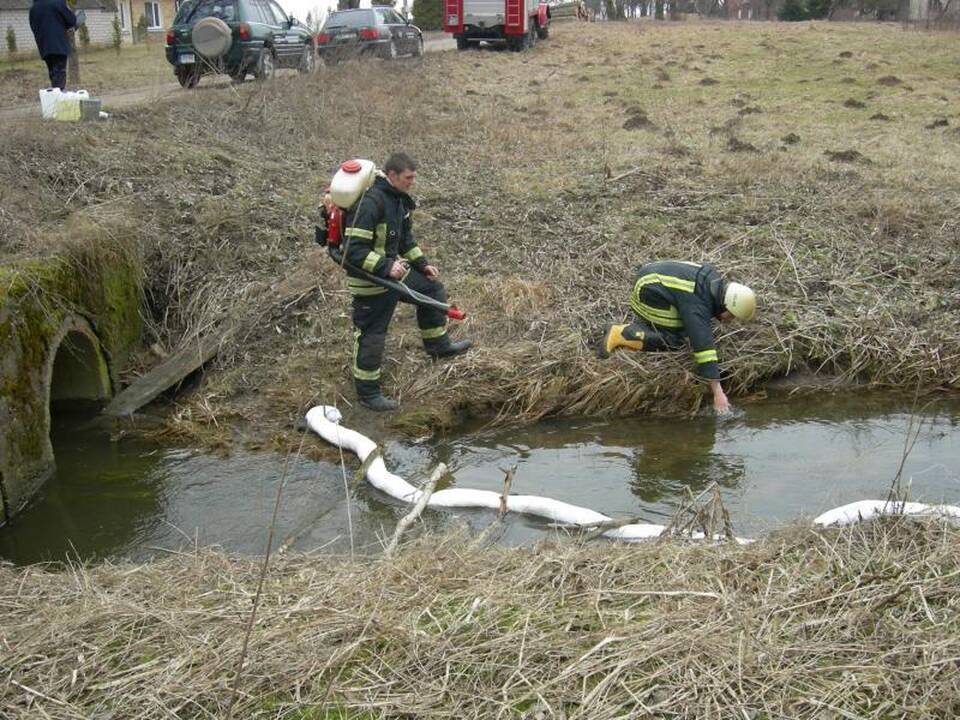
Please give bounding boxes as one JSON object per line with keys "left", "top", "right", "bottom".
{"left": 102, "top": 325, "right": 236, "bottom": 417}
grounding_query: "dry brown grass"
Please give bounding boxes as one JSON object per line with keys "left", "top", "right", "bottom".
{"left": 2, "top": 516, "right": 960, "bottom": 718}
{"left": 1, "top": 21, "right": 959, "bottom": 445}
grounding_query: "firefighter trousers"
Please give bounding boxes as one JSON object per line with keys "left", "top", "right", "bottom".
{"left": 351, "top": 268, "right": 449, "bottom": 398}
{"left": 625, "top": 319, "right": 688, "bottom": 352}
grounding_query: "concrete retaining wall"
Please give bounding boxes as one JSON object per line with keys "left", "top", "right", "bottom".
{"left": 0, "top": 247, "right": 141, "bottom": 522}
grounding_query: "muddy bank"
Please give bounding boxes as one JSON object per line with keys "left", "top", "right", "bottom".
{"left": 1, "top": 22, "right": 958, "bottom": 452}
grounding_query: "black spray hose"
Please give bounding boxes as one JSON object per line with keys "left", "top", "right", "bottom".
{"left": 318, "top": 228, "right": 465, "bottom": 320}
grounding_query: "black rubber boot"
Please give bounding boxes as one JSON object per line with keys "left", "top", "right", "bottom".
{"left": 424, "top": 334, "right": 473, "bottom": 359}
{"left": 355, "top": 380, "right": 399, "bottom": 412}
{"left": 358, "top": 394, "right": 399, "bottom": 412}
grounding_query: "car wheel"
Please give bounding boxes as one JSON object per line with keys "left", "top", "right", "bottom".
{"left": 230, "top": 66, "right": 246, "bottom": 84}
{"left": 256, "top": 49, "right": 275, "bottom": 81}
{"left": 176, "top": 64, "right": 200, "bottom": 88}
{"left": 455, "top": 36, "right": 468, "bottom": 51}
{"left": 413, "top": 36, "right": 424, "bottom": 57}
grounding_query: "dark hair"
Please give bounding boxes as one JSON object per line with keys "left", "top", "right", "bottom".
{"left": 383, "top": 152, "right": 417, "bottom": 175}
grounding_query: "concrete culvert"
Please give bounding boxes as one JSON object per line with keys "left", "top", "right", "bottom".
{"left": 192, "top": 17, "right": 232, "bottom": 58}
{"left": 49, "top": 329, "right": 111, "bottom": 406}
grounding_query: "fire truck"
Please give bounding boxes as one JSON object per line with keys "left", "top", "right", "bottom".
{"left": 443, "top": 0, "right": 550, "bottom": 51}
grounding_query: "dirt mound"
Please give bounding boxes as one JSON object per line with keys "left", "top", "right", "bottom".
{"left": 877, "top": 75, "right": 902, "bottom": 86}
{"left": 699, "top": 77, "right": 720, "bottom": 86}
{"left": 825, "top": 149, "right": 870, "bottom": 164}
{"left": 781, "top": 132, "right": 801, "bottom": 145}
{"left": 843, "top": 98, "right": 866, "bottom": 109}
{"left": 727, "top": 137, "right": 759, "bottom": 153}
{"left": 661, "top": 143, "right": 692, "bottom": 157}
{"left": 623, "top": 108, "right": 655, "bottom": 130}
{"left": 869, "top": 112, "right": 892, "bottom": 121}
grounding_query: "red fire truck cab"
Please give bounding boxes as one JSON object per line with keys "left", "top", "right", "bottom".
{"left": 444, "top": 0, "right": 550, "bottom": 51}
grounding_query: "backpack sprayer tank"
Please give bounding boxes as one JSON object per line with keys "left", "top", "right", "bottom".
{"left": 322, "top": 158, "right": 376, "bottom": 247}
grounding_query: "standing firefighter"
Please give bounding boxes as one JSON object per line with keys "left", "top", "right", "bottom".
{"left": 342, "top": 152, "right": 472, "bottom": 411}
{"left": 599, "top": 260, "right": 756, "bottom": 414}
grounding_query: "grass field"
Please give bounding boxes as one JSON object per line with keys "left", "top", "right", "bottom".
{"left": 1, "top": 20, "right": 959, "bottom": 448}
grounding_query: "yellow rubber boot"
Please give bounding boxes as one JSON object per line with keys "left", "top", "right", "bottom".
{"left": 599, "top": 324, "right": 643, "bottom": 358}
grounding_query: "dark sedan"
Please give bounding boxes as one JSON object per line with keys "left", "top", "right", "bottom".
{"left": 316, "top": 7, "right": 423, "bottom": 63}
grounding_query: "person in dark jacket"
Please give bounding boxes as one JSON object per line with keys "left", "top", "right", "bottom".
{"left": 599, "top": 260, "right": 756, "bottom": 414}
{"left": 29, "top": 0, "right": 83, "bottom": 91}
{"left": 342, "top": 152, "right": 472, "bottom": 411}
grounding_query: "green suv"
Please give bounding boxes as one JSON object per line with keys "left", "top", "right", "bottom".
{"left": 165, "top": 0, "right": 316, "bottom": 87}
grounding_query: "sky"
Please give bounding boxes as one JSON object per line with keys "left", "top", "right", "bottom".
{"left": 277, "top": 0, "right": 402, "bottom": 25}
{"left": 277, "top": 0, "right": 337, "bottom": 25}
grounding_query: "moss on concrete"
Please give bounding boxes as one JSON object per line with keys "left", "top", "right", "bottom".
{"left": 0, "top": 244, "right": 143, "bottom": 518}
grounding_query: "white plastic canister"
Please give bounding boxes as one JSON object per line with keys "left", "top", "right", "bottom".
{"left": 39, "top": 88, "right": 61, "bottom": 119}
{"left": 329, "top": 159, "right": 376, "bottom": 209}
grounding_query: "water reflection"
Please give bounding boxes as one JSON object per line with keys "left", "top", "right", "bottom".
{"left": 627, "top": 417, "right": 745, "bottom": 503}
{"left": 0, "top": 403, "right": 165, "bottom": 564}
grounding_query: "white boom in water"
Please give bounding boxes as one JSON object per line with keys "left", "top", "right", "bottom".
{"left": 305, "top": 406, "right": 960, "bottom": 542}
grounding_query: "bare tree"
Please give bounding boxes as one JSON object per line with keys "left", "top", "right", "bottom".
{"left": 67, "top": 0, "right": 79, "bottom": 87}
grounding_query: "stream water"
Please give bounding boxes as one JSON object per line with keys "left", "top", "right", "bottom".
{"left": 1, "top": 394, "right": 958, "bottom": 565}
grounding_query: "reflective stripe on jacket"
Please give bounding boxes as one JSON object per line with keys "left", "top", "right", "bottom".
{"left": 342, "top": 175, "right": 429, "bottom": 296}
{"left": 630, "top": 261, "right": 726, "bottom": 380}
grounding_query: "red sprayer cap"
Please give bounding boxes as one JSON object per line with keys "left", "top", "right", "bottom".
{"left": 341, "top": 160, "right": 362, "bottom": 173}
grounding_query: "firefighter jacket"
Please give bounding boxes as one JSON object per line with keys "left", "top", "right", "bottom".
{"left": 630, "top": 261, "right": 727, "bottom": 380}
{"left": 342, "top": 175, "right": 429, "bottom": 297}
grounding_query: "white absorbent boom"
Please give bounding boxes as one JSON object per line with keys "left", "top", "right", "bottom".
{"left": 306, "top": 406, "right": 960, "bottom": 542}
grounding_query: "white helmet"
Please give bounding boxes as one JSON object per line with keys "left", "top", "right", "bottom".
{"left": 724, "top": 282, "right": 756, "bottom": 322}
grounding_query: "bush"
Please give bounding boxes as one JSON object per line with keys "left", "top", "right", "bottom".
{"left": 864, "top": 0, "right": 900, "bottom": 19}
{"left": 135, "top": 14, "right": 148, "bottom": 43}
{"left": 112, "top": 15, "right": 122, "bottom": 53}
{"left": 807, "top": 0, "right": 832, "bottom": 17}
{"left": 778, "top": 0, "right": 809, "bottom": 20}
{"left": 78, "top": 22, "right": 90, "bottom": 49}
{"left": 5, "top": 25, "right": 15, "bottom": 55}
{"left": 412, "top": 0, "right": 442, "bottom": 29}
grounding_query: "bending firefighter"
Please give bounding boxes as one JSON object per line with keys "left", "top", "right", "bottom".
{"left": 341, "top": 153, "right": 472, "bottom": 411}
{"left": 599, "top": 261, "right": 756, "bottom": 414}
